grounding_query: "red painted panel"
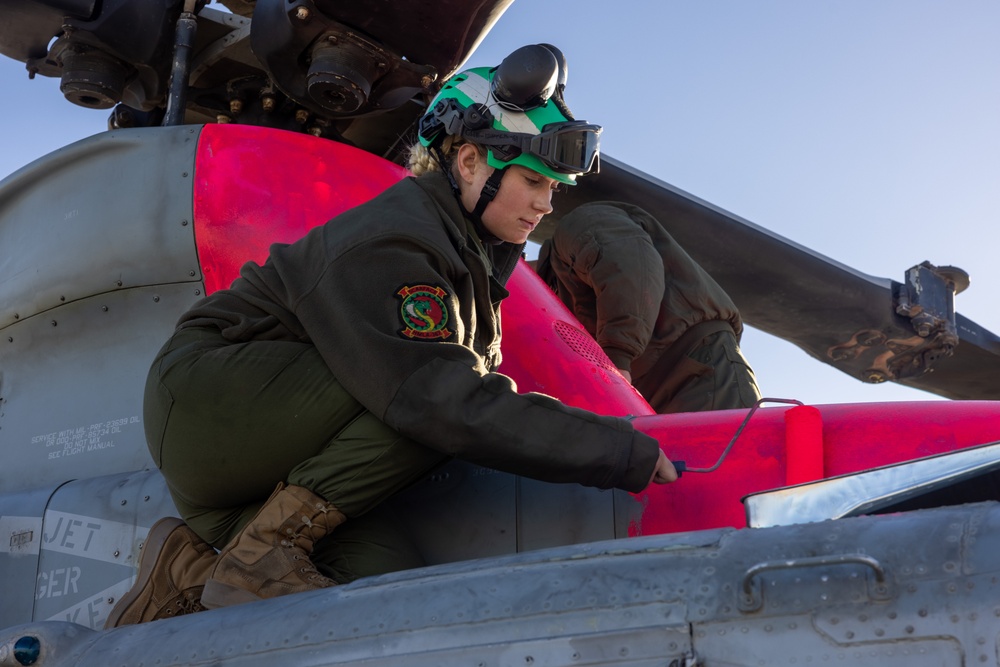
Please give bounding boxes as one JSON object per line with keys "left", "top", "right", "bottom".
{"left": 498, "top": 262, "right": 655, "bottom": 417}
{"left": 784, "top": 405, "right": 824, "bottom": 485}
{"left": 192, "top": 124, "right": 410, "bottom": 294}
{"left": 630, "top": 400, "right": 1000, "bottom": 535}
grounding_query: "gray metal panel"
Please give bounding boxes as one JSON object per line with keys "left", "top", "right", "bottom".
{"left": 694, "top": 615, "right": 962, "bottom": 665}
{"left": 389, "top": 460, "right": 517, "bottom": 564}
{"left": 4, "top": 503, "right": 999, "bottom": 666}
{"left": 613, "top": 488, "right": 647, "bottom": 539}
{"left": 390, "top": 461, "right": 642, "bottom": 561}
{"left": 0, "top": 485, "right": 53, "bottom": 630}
{"left": 516, "top": 477, "right": 615, "bottom": 550}
{"left": 391, "top": 465, "right": 630, "bottom": 564}
{"left": 32, "top": 471, "right": 176, "bottom": 629}
{"left": 0, "top": 126, "right": 202, "bottom": 327}
{"left": 0, "top": 284, "right": 203, "bottom": 494}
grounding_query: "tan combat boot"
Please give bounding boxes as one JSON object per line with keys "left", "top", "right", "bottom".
{"left": 200, "top": 483, "right": 347, "bottom": 609}
{"left": 104, "top": 517, "right": 217, "bottom": 628}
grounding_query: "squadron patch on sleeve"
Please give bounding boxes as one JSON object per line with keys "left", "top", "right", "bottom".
{"left": 396, "top": 284, "right": 454, "bottom": 340}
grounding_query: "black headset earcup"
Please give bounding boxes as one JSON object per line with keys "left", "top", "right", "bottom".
{"left": 538, "top": 44, "right": 568, "bottom": 89}
{"left": 492, "top": 44, "right": 559, "bottom": 109}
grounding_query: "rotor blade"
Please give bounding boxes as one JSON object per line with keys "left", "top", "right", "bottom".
{"left": 897, "top": 313, "right": 1000, "bottom": 399}
{"left": 537, "top": 155, "right": 1000, "bottom": 400}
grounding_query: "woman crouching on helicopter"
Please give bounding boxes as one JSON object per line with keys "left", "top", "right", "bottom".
{"left": 106, "top": 44, "right": 678, "bottom": 627}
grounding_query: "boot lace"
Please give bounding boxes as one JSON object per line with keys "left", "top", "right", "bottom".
{"left": 157, "top": 591, "right": 206, "bottom": 619}
{"left": 280, "top": 525, "right": 334, "bottom": 587}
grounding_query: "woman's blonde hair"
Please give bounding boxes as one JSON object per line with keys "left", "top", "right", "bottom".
{"left": 407, "top": 136, "right": 485, "bottom": 177}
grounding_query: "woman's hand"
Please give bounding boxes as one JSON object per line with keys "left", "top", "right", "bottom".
{"left": 648, "top": 449, "right": 679, "bottom": 485}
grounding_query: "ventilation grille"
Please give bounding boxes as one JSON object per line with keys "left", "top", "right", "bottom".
{"left": 552, "top": 320, "right": 618, "bottom": 371}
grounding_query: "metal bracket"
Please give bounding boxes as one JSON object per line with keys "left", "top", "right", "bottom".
{"left": 828, "top": 261, "right": 968, "bottom": 383}
{"left": 895, "top": 261, "right": 966, "bottom": 341}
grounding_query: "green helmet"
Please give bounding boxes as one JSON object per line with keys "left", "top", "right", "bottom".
{"left": 418, "top": 45, "right": 602, "bottom": 185}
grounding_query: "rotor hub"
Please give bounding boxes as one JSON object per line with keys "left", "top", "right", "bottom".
{"left": 306, "top": 37, "right": 378, "bottom": 114}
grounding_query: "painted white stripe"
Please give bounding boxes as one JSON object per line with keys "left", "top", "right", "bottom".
{"left": 455, "top": 71, "right": 541, "bottom": 135}
{"left": 41, "top": 511, "right": 145, "bottom": 565}
{"left": 45, "top": 579, "right": 133, "bottom": 629}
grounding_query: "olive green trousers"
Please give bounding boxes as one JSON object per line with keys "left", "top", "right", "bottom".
{"left": 144, "top": 326, "right": 447, "bottom": 583}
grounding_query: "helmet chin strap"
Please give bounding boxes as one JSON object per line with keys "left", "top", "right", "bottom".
{"left": 434, "top": 145, "right": 507, "bottom": 246}
{"left": 470, "top": 168, "right": 507, "bottom": 245}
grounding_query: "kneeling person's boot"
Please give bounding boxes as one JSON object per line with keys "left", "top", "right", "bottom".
{"left": 104, "top": 517, "right": 217, "bottom": 628}
{"left": 201, "top": 483, "right": 347, "bottom": 608}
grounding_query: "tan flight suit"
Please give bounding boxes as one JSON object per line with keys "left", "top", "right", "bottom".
{"left": 536, "top": 201, "right": 761, "bottom": 414}
{"left": 144, "top": 173, "right": 660, "bottom": 582}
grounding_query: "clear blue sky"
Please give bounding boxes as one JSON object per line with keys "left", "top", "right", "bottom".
{"left": 2, "top": 1, "right": 998, "bottom": 405}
